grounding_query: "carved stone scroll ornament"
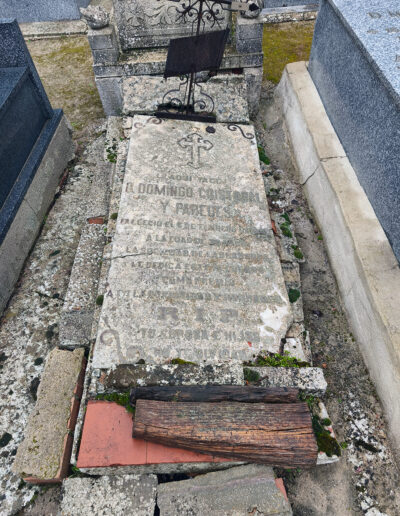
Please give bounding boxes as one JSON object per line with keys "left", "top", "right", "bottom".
{"left": 80, "top": 5, "right": 110, "bottom": 29}
{"left": 240, "top": 0, "right": 263, "bottom": 18}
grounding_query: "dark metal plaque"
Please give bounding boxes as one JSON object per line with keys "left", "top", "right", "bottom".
{"left": 164, "top": 28, "right": 229, "bottom": 78}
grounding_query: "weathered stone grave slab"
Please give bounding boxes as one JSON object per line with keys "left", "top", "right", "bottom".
{"left": 122, "top": 74, "right": 249, "bottom": 123}
{"left": 114, "top": 0, "right": 230, "bottom": 50}
{"left": 309, "top": 0, "right": 400, "bottom": 261}
{"left": 92, "top": 116, "right": 292, "bottom": 369}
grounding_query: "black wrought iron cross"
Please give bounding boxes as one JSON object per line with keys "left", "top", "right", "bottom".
{"left": 156, "top": 0, "right": 258, "bottom": 123}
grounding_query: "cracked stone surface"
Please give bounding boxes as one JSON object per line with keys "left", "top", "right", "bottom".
{"left": 92, "top": 115, "right": 292, "bottom": 369}
{"left": 157, "top": 464, "right": 293, "bottom": 515}
{"left": 59, "top": 474, "right": 157, "bottom": 515}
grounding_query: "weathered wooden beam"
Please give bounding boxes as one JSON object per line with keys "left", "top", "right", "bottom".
{"left": 132, "top": 400, "right": 318, "bottom": 467}
{"left": 130, "top": 385, "right": 299, "bottom": 405}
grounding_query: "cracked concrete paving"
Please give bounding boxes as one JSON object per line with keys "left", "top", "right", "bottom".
{"left": 257, "top": 82, "right": 400, "bottom": 516}
{"left": 0, "top": 129, "right": 106, "bottom": 515}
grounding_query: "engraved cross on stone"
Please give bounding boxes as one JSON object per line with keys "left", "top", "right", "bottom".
{"left": 178, "top": 133, "right": 213, "bottom": 169}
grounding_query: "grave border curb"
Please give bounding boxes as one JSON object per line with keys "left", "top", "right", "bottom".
{"left": 276, "top": 60, "right": 400, "bottom": 460}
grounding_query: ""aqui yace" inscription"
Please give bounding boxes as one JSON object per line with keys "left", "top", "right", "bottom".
{"left": 92, "top": 116, "right": 292, "bottom": 369}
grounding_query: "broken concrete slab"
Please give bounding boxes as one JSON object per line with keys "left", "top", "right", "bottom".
{"left": 59, "top": 224, "right": 106, "bottom": 348}
{"left": 12, "top": 348, "right": 85, "bottom": 483}
{"left": 157, "top": 464, "right": 293, "bottom": 515}
{"left": 60, "top": 474, "right": 157, "bottom": 515}
{"left": 248, "top": 366, "right": 327, "bottom": 396}
{"left": 93, "top": 115, "right": 292, "bottom": 368}
{"left": 92, "top": 362, "right": 244, "bottom": 392}
{"left": 122, "top": 74, "right": 250, "bottom": 123}
{"left": 85, "top": 162, "right": 112, "bottom": 222}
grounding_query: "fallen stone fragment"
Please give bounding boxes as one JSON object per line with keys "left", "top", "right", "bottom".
{"left": 59, "top": 223, "right": 106, "bottom": 348}
{"left": 93, "top": 362, "right": 244, "bottom": 392}
{"left": 250, "top": 366, "right": 327, "bottom": 396}
{"left": 60, "top": 474, "right": 157, "bottom": 515}
{"left": 12, "top": 348, "right": 86, "bottom": 483}
{"left": 157, "top": 464, "right": 293, "bottom": 515}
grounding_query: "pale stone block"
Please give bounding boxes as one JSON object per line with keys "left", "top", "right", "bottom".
{"left": 12, "top": 348, "right": 85, "bottom": 482}
{"left": 60, "top": 475, "right": 157, "bottom": 515}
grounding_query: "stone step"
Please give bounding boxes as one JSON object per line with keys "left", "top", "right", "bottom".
{"left": 122, "top": 74, "right": 250, "bottom": 123}
{"left": 60, "top": 474, "right": 158, "bottom": 516}
{"left": 157, "top": 464, "right": 293, "bottom": 515}
{"left": 12, "top": 348, "right": 86, "bottom": 483}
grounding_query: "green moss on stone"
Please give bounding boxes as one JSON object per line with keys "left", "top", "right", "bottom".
{"left": 243, "top": 368, "right": 261, "bottom": 383}
{"left": 258, "top": 145, "right": 270, "bottom": 165}
{"left": 171, "top": 358, "right": 198, "bottom": 365}
{"left": 312, "top": 415, "right": 341, "bottom": 457}
{"left": 280, "top": 222, "right": 292, "bottom": 238}
{"left": 288, "top": 288, "right": 301, "bottom": 303}
{"left": 95, "top": 295, "right": 104, "bottom": 306}
{"left": 95, "top": 392, "right": 135, "bottom": 414}
{"left": 291, "top": 245, "right": 304, "bottom": 260}
{"left": 244, "top": 351, "right": 309, "bottom": 368}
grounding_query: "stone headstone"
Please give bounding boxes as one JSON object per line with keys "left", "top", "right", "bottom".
{"left": 113, "top": 0, "right": 231, "bottom": 50}
{"left": 0, "top": 1, "right": 90, "bottom": 22}
{"left": 309, "top": 0, "right": 400, "bottom": 261}
{"left": 0, "top": 19, "right": 74, "bottom": 313}
{"left": 92, "top": 115, "right": 292, "bottom": 369}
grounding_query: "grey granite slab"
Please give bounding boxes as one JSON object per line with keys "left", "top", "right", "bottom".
{"left": 0, "top": 19, "right": 52, "bottom": 116}
{"left": 309, "top": 0, "right": 400, "bottom": 261}
{"left": 92, "top": 115, "right": 292, "bottom": 368}
{"left": 113, "top": 0, "right": 230, "bottom": 50}
{"left": 0, "top": 1, "right": 90, "bottom": 23}
{"left": 122, "top": 74, "right": 249, "bottom": 123}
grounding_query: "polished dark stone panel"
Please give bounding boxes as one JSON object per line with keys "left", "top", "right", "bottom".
{"left": 0, "top": 19, "right": 63, "bottom": 245}
{"left": 309, "top": 0, "right": 400, "bottom": 261}
{"left": 0, "top": 1, "right": 90, "bottom": 23}
{"left": 0, "top": 18, "right": 53, "bottom": 117}
{"left": 0, "top": 68, "right": 48, "bottom": 209}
